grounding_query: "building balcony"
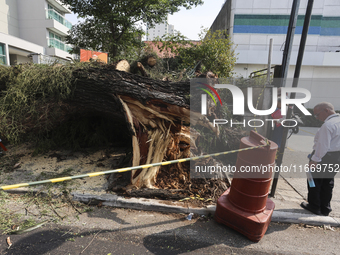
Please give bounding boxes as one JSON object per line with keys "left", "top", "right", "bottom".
{"left": 47, "top": 0, "right": 72, "bottom": 13}
{"left": 47, "top": 38, "right": 72, "bottom": 53}
{"left": 46, "top": 45, "right": 72, "bottom": 61}
{"left": 46, "top": 9, "right": 72, "bottom": 29}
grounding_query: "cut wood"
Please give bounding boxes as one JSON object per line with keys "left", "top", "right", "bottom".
{"left": 147, "top": 56, "right": 157, "bottom": 67}
{"left": 115, "top": 60, "right": 130, "bottom": 72}
{"left": 137, "top": 62, "right": 148, "bottom": 77}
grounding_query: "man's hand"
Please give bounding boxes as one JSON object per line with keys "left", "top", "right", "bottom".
{"left": 309, "top": 160, "right": 318, "bottom": 169}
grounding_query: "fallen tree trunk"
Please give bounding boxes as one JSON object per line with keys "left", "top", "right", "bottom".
{"left": 0, "top": 64, "right": 220, "bottom": 190}
{"left": 68, "top": 66, "right": 217, "bottom": 188}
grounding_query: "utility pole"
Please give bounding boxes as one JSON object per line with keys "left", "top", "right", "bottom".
{"left": 267, "top": 38, "right": 273, "bottom": 84}
{"left": 279, "top": 0, "right": 301, "bottom": 88}
{"left": 271, "top": 0, "right": 315, "bottom": 197}
{"left": 269, "top": 0, "right": 301, "bottom": 196}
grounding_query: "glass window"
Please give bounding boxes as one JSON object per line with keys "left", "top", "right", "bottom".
{"left": 48, "top": 31, "right": 71, "bottom": 52}
{"left": 49, "top": 31, "right": 63, "bottom": 41}
{"left": 48, "top": 4, "right": 62, "bottom": 15}
{"left": 0, "top": 43, "right": 7, "bottom": 65}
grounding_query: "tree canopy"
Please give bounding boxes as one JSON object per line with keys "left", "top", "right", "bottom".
{"left": 61, "top": 0, "right": 203, "bottom": 60}
{"left": 154, "top": 29, "right": 237, "bottom": 78}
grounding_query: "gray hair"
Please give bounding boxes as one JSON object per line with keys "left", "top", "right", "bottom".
{"left": 314, "top": 102, "right": 334, "bottom": 111}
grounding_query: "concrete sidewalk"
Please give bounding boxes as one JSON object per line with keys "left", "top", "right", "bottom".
{"left": 270, "top": 127, "right": 340, "bottom": 226}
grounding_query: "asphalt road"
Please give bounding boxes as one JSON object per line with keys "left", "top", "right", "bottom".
{"left": 1, "top": 206, "right": 339, "bottom": 255}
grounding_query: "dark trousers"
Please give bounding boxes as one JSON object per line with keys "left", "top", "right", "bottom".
{"left": 307, "top": 178, "right": 334, "bottom": 214}
{"left": 308, "top": 151, "right": 340, "bottom": 214}
{"left": 271, "top": 125, "right": 284, "bottom": 148}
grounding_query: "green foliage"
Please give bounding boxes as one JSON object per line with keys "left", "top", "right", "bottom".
{"left": 117, "top": 41, "right": 148, "bottom": 63}
{"left": 178, "top": 29, "right": 237, "bottom": 78}
{"left": 153, "top": 32, "right": 193, "bottom": 72}
{"left": 0, "top": 192, "right": 37, "bottom": 234}
{"left": 0, "top": 62, "right": 132, "bottom": 153}
{"left": 154, "top": 32, "right": 194, "bottom": 59}
{"left": 60, "top": 0, "right": 203, "bottom": 60}
{"left": 130, "top": 50, "right": 166, "bottom": 80}
{"left": 0, "top": 63, "right": 104, "bottom": 145}
{"left": 151, "top": 29, "right": 237, "bottom": 79}
{"left": 0, "top": 64, "right": 77, "bottom": 144}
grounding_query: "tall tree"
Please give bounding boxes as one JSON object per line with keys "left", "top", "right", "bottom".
{"left": 61, "top": 0, "right": 203, "bottom": 60}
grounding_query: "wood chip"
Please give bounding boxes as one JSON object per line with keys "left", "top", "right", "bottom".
{"left": 6, "top": 237, "right": 12, "bottom": 249}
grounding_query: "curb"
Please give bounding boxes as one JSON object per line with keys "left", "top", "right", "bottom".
{"left": 72, "top": 193, "right": 340, "bottom": 227}
{"left": 5, "top": 189, "right": 340, "bottom": 227}
{"left": 72, "top": 193, "right": 217, "bottom": 215}
{"left": 272, "top": 211, "right": 340, "bottom": 226}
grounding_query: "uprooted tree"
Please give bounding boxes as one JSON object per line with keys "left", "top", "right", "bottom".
{"left": 0, "top": 63, "right": 229, "bottom": 189}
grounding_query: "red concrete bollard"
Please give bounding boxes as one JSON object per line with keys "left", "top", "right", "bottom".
{"left": 214, "top": 131, "right": 278, "bottom": 242}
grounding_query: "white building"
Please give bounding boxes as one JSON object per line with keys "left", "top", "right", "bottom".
{"left": 210, "top": 0, "right": 340, "bottom": 109}
{"left": 146, "top": 16, "right": 175, "bottom": 41}
{"left": 0, "top": 0, "right": 73, "bottom": 66}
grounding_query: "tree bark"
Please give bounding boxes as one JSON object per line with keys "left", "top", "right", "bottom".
{"left": 68, "top": 66, "right": 213, "bottom": 188}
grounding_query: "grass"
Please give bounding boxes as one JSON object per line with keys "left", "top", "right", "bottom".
{"left": 0, "top": 191, "right": 37, "bottom": 234}
{"left": 0, "top": 187, "right": 92, "bottom": 234}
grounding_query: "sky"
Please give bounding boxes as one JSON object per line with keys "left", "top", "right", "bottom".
{"left": 65, "top": 0, "right": 226, "bottom": 41}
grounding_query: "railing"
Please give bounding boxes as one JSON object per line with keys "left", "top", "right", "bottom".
{"left": 249, "top": 67, "right": 275, "bottom": 79}
{"left": 46, "top": 9, "right": 72, "bottom": 29}
{"left": 48, "top": 38, "right": 72, "bottom": 53}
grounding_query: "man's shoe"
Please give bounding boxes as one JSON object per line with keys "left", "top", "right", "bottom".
{"left": 300, "top": 202, "right": 321, "bottom": 215}
{"left": 321, "top": 208, "right": 332, "bottom": 216}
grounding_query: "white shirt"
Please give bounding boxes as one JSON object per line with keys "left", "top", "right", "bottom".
{"left": 311, "top": 114, "right": 340, "bottom": 162}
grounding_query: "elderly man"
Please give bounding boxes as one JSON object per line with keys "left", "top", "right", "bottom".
{"left": 301, "top": 102, "right": 340, "bottom": 216}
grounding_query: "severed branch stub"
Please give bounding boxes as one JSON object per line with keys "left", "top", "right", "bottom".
{"left": 137, "top": 62, "right": 149, "bottom": 77}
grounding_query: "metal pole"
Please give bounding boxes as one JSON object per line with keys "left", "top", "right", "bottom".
{"left": 279, "top": 0, "right": 301, "bottom": 88}
{"left": 270, "top": 0, "right": 314, "bottom": 197}
{"left": 270, "top": 0, "right": 301, "bottom": 196}
{"left": 267, "top": 38, "right": 273, "bottom": 84}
